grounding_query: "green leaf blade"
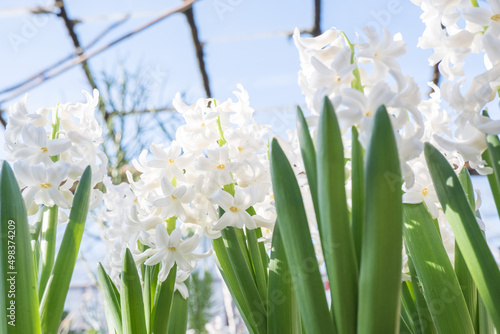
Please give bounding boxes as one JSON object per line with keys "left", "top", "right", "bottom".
{"left": 357, "top": 106, "right": 403, "bottom": 334}
{"left": 270, "top": 138, "right": 334, "bottom": 334}
{"left": 316, "top": 97, "right": 358, "bottom": 334}
{"left": 425, "top": 142, "right": 500, "bottom": 330}
{"left": 98, "top": 262, "right": 122, "bottom": 334}
{"left": 152, "top": 264, "right": 177, "bottom": 334}
{"left": 40, "top": 166, "right": 92, "bottom": 334}
{"left": 0, "top": 161, "right": 41, "bottom": 334}
{"left": 404, "top": 203, "right": 474, "bottom": 333}
{"left": 267, "top": 223, "right": 301, "bottom": 334}
{"left": 121, "top": 248, "right": 147, "bottom": 334}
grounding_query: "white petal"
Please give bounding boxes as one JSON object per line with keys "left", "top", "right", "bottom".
{"left": 46, "top": 138, "right": 71, "bottom": 156}
{"left": 155, "top": 224, "right": 170, "bottom": 248}
{"left": 211, "top": 189, "right": 234, "bottom": 211}
{"left": 167, "top": 228, "right": 181, "bottom": 248}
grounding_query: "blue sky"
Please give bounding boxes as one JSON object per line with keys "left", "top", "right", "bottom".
{"left": 0, "top": 0, "right": 430, "bottom": 116}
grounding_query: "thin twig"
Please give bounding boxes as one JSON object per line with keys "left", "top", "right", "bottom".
{"left": 0, "top": 0, "right": 197, "bottom": 105}
{"left": 0, "top": 16, "right": 128, "bottom": 96}
{"left": 184, "top": 2, "right": 212, "bottom": 98}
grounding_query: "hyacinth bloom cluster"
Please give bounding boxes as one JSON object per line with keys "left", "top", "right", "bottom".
{"left": 99, "top": 85, "right": 285, "bottom": 295}
{"left": 4, "top": 90, "right": 108, "bottom": 219}
{"left": 291, "top": 0, "right": 500, "bottom": 266}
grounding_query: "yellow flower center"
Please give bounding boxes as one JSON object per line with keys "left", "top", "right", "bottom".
{"left": 229, "top": 206, "right": 238, "bottom": 213}
{"left": 336, "top": 75, "right": 341, "bottom": 82}
{"left": 171, "top": 194, "right": 177, "bottom": 200}
{"left": 217, "top": 164, "right": 225, "bottom": 170}
{"left": 270, "top": 194, "right": 275, "bottom": 200}
{"left": 238, "top": 146, "right": 243, "bottom": 152}
{"left": 374, "top": 52, "right": 379, "bottom": 57}
{"left": 422, "top": 187, "right": 429, "bottom": 197}
{"left": 41, "top": 147, "right": 48, "bottom": 153}
{"left": 492, "top": 14, "right": 500, "bottom": 22}
{"left": 168, "top": 247, "right": 176, "bottom": 251}
{"left": 40, "top": 183, "right": 52, "bottom": 189}
{"left": 201, "top": 123, "right": 205, "bottom": 127}
{"left": 168, "top": 158, "right": 175, "bottom": 164}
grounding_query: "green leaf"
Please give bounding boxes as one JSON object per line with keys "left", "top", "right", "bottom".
{"left": 38, "top": 204, "right": 58, "bottom": 300}
{"left": 0, "top": 161, "right": 41, "bottom": 334}
{"left": 485, "top": 133, "right": 500, "bottom": 215}
{"left": 404, "top": 203, "right": 474, "bottom": 333}
{"left": 212, "top": 237, "right": 257, "bottom": 333}
{"left": 296, "top": 106, "right": 319, "bottom": 221}
{"left": 357, "top": 106, "right": 403, "bottom": 334}
{"left": 221, "top": 227, "right": 267, "bottom": 333}
{"left": 121, "top": 248, "right": 147, "bottom": 334}
{"left": 246, "top": 227, "right": 268, "bottom": 304}
{"left": 166, "top": 289, "right": 189, "bottom": 334}
{"left": 267, "top": 223, "right": 302, "bottom": 334}
{"left": 425, "top": 142, "right": 500, "bottom": 330}
{"left": 40, "top": 166, "right": 92, "bottom": 334}
{"left": 406, "top": 256, "right": 436, "bottom": 334}
{"left": 481, "top": 148, "right": 500, "bottom": 216}
{"left": 316, "top": 97, "right": 358, "bottom": 334}
{"left": 351, "top": 126, "right": 364, "bottom": 268}
{"left": 152, "top": 264, "right": 177, "bottom": 334}
{"left": 270, "top": 138, "right": 334, "bottom": 334}
{"left": 97, "top": 262, "right": 122, "bottom": 334}
{"left": 400, "top": 282, "right": 417, "bottom": 334}
{"left": 456, "top": 168, "right": 478, "bottom": 330}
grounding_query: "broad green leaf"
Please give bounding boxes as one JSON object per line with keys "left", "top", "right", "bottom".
{"left": 351, "top": 126, "right": 364, "bottom": 268}
{"left": 121, "top": 248, "right": 147, "bottom": 334}
{"left": 97, "top": 262, "right": 122, "bottom": 334}
{"left": 481, "top": 148, "right": 500, "bottom": 216}
{"left": 316, "top": 97, "right": 358, "bottom": 334}
{"left": 267, "top": 223, "right": 301, "bottom": 334}
{"left": 404, "top": 203, "right": 473, "bottom": 333}
{"left": 166, "top": 289, "right": 189, "bottom": 334}
{"left": 270, "top": 138, "right": 334, "bottom": 334}
{"left": 485, "top": 133, "right": 500, "bottom": 215}
{"left": 425, "top": 142, "right": 500, "bottom": 330}
{"left": 406, "top": 256, "right": 436, "bottom": 334}
{"left": 478, "top": 295, "right": 495, "bottom": 334}
{"left": 40, "top": 166, "right": 92, "bottom": 334}
{"left": 357, "top": 106, "right": 403, "bottom": 334}
{"left": 246, "top": 227, "right": 268, "bottom": 304}
{"left": 221, "top": 227, "right": 267, "bottom": 334}
{"left": 212, "top": 237, "right": 257, "bottom": 333}
{"left": 0, "top": 161, "right": 41, "bottom": 334}
{"left": 296, "top": 106, "right": 319, "bottom": 221}
{"left": 456, "top": 168, "right": 478, "bottom": 330}
{"left": 400, "top": 282, "right": 417, "bottom": 334}
{"left": 152, "top": 264, "right": 177, "bottom": 334}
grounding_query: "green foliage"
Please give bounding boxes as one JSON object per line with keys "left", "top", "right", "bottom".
{"left": 188, "top": 269, "right": 216, "bottom": 334}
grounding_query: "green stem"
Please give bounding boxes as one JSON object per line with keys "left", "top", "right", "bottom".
{"left": 38, "top": 205, "right": 58, "bottom": 301}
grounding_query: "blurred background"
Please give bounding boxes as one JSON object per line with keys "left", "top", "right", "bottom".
{"left": 0, "top": 0, "right": 498, "bottom": 333}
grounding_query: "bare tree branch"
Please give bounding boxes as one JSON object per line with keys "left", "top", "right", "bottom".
{"left": 311, "top": 0, "right": 322, "bottom": 37}
{"left": 429, "top": 61, "right": 441, "bottom": 95}
{"left": 0, "top": 0, "right": 197, "bottom": 105}
{"left": 183, "top": 2, "right": 212, "bottom": 98}
{"left": 56, "top": 0, "right": 99, "bottom": 91}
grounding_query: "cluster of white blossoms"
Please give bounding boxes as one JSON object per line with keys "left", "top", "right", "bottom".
{"left": 292, "top": 0, "right": 500, "bottom": 266}
{"left": 99, "top": 85, "right": 282, "bottom": 293}
{"left": 4, "top": 90, "right": 108, "bottom": 220}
